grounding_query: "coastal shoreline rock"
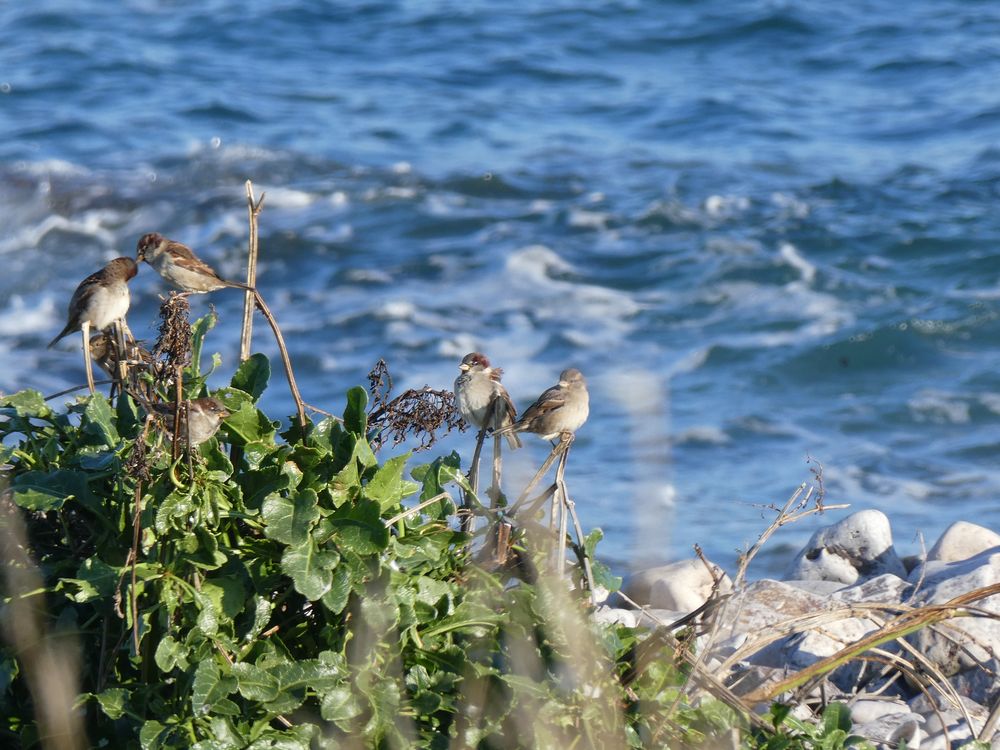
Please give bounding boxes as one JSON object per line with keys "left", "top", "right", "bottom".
{"left": 617, "top": 513, "right": 1000, "bottom": 747}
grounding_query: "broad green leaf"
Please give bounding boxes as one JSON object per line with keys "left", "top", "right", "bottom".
{"left": 95, "top": 687, "right": 128, "bottom": 720}
{"left": 280, "top": 539, "right": 339, "bottom": 601}
{"left": 364, "top": 452, "right": 418, "bottom": 511}
{"left": 0, "top": 389, "right": 50, "bottom": 418}
{"left": 195, "top": 591, "right": 219, "bottom": 636}
{"left": 327, "top": 498, "right": 389, "bottom": 555}
{"left": 262, "top": 489, "right": 319, "bottom": 545}
{"left": 154, "top": 635, "right": 189, "bottom": 673}
{"left": 12, "top": 469, "right": 92, "bottom": 511}
{"left": 82, "top": 393, "right": 119, "bottom": 445}
{"left": 140, "top": 720, "right": 169, "bottom": 750}
{"left": 344, "top": 386, "right": 368, "bottom": 435}
{"left": 60, "top": 557, "right": 117, "bottom": 603}
{"left": 320, "top": 564, "right": 352, "bottom": 615}
{"left": 201, "top": 575, "right": 248, "bottom": 621}
{"left": 222, "top": 402, "right": 277, "bottom": 446}
{"left": 191, "top": 659, "right": 237, "bottom": 716}
{"left": 320, "top": 686, "right": 362, "bottom": 724}
{"left": 231, "top": 352, "right": 270, "bottom": 401}
{"left": 231, "top": 661, "right": 280, "bottom": 702}
{"left": 241, "top": 596, "right": 274, "bottom": 643}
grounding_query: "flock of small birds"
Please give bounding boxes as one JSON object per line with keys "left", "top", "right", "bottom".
{"left": 47, "top": 236, "right": 590, "bottom": 450}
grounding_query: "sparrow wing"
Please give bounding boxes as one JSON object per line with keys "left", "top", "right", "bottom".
{"left": 48, "top": 268, "right": 105, "bottom": 346}
{"left": 167, "top": 241, "right": 229, "bottom": 283}
{"left": 492, "top": 384, "right": 522, "bottom": 449}
{"left": 518, "top": 384, "right": 567, "bottom": 424}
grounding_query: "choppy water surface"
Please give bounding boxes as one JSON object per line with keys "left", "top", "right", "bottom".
{"left": 4, "top": 1, "right": 1000, "bottom": 575}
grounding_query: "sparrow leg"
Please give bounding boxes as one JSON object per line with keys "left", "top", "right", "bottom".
{"left": 81, "top": 321, "right": 96, "bottom": 395}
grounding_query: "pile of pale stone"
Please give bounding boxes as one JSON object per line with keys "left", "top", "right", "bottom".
{"left": 600, "top": 511, "right": 1000, "bottom": 750}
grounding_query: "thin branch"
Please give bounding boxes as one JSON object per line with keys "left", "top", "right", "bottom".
{"left": 240, "top": 180, "right": 264, "bottom": 362}
{"left": 252, "top": 289, "right": 307, "bottom": 431}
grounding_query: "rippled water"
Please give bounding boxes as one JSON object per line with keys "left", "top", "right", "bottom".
{"left": 4, "top": 1, "right": 1000, "bottom": 575}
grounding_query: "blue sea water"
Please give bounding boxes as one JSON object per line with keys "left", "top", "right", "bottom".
{"left": 3, "top": 1, "right": 1000, "bottom": 576}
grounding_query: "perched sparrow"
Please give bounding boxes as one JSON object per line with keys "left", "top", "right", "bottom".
{"left": 48, "top": 257, "right": 138, "bottom": 347}
{"left": 89, "top": 333, "right": 159, "bottom": 378}
{"left": 136, "top": 232, "right": 251, "bottom": 294}
{"left": 504, "top": 368, "right": 589, "bottom": 441}
{"left": 454, "top": 352, "right": 521, "bottom": 449}
{"left": 148, "top": 397, "right": 231, "bottom": 447}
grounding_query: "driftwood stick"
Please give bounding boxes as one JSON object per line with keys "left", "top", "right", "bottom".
{"left": 239, "top": 180, "right": 263, "bottom": 362}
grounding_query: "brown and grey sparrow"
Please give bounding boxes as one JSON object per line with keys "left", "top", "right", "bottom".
{"left": 136, "top": 232, "right": 251, "bottom": 294}
{"left": 48, "top": 257, "right": 138, "bottom": 348}
{"left": 147, "top": 397, "right": 231, "bottom": 447}
{"left": 48, "top": 257, "right": 138, "bottom": 394}
{"left": 454, "top": 352, "right": 521, "bottom": 449}
{"left": 503, "top": 368, "right": 589, "bottom": 441}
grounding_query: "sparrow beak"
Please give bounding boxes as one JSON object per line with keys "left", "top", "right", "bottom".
{"left": 459, "top": 363, "right": 470, "bottom": 372}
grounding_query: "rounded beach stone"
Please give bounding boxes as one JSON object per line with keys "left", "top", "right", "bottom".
{"left": 927, "top": 520, "right": 1000, "bottom": 563}
{"left": 784, "top": 509, "right": 906, "bottom": 584}
{"left": 622, "top": 557, "right": 731, "bottom": 612}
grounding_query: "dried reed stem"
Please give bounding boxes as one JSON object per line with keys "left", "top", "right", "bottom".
{"left": 240, "top": 180, "right": 263, "bottom": 362}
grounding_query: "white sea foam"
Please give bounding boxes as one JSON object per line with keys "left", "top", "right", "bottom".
{"left": 0, "top": 210, "right": 121, "bottom": 254}
{"left": 770, "top": 191, "right": 810, "bottom": 219}
{"left": 779, "top": 242, "right": 816, "bottom": 284}
{"left": 909, "top": 390, "right": 971, "bottom": 424}
{"left": 0, "top": 295, "right": 58, "bottom": 336}
{"left": 704, "top": 194, "right": 749, "bottom": 218}
{"left": 568, "top": 209, "right": 609, "bottom": 229}
{"left": 261, "top": 187, "right": 315, "bottom": 208}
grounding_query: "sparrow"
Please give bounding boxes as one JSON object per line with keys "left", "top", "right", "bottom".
{"left": 89, "top": 333, "right": 159, "bottom": 378}
{"left": 136, "top": 232, "right": 251, "bottom": 294}
{"left": 454, "top": 352, "right": 521, "bottom": 449}
{"left": 503, "top": 368, "right": 589, "bottom": 442}
{"left": 147, "top": 397, "right": 231, "bottom": 447}
{"left": 48, "top": 257, "right": 138, "bottom": 347}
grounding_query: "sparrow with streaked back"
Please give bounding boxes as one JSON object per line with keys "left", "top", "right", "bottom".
{"left": 503, "top": 368, "right": 589, "bottom": 441}
{"left": 454, "top": 352, "right": 521, "bottom": 449}
{"left": 136, "top": 232, "right": 251, "bottom": 294}
{"left": 147, "top": 397, "right": 231, "bottom": 447}
{"left": 48, "top": 256, "right": 139, "bottom": 394}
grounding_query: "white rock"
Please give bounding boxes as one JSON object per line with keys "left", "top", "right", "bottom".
{"left": 848, "top": 699, "right": 911, "bottom": 725}
{"left": 832, "top": 573, "right": 911, "bottom": 604}
{"left": 928, "top": 520, "right": 1000, "bottom": 563}
{"left": 906, "top": 549, "right": 1000, "bottom": 676}
{"left": 592, "top": 606, "right": 638, "bottom": 628}
{"left": 623, "top": 558, "right": 731, "bottom": 612}
{"left": 785, "top": 510, "right": 906, "bottom": 584}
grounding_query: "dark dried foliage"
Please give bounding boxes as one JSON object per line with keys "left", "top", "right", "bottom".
{"left": 152, "top": 295, "right": 192, "bottom": 375}
{"left": 367, "top": 359, "right": 465, "bottom": 451}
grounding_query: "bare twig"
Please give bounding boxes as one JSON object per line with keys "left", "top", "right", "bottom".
{"left": 240, "top": 180, "right": 264, "bottom": 362}
{"left": 252, "top": 289, "right": 306, "bottom": 431}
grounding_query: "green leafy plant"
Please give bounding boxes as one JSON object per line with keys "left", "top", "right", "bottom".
{"left": 0, "top": 318, "right": 866, "bottom": 749}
